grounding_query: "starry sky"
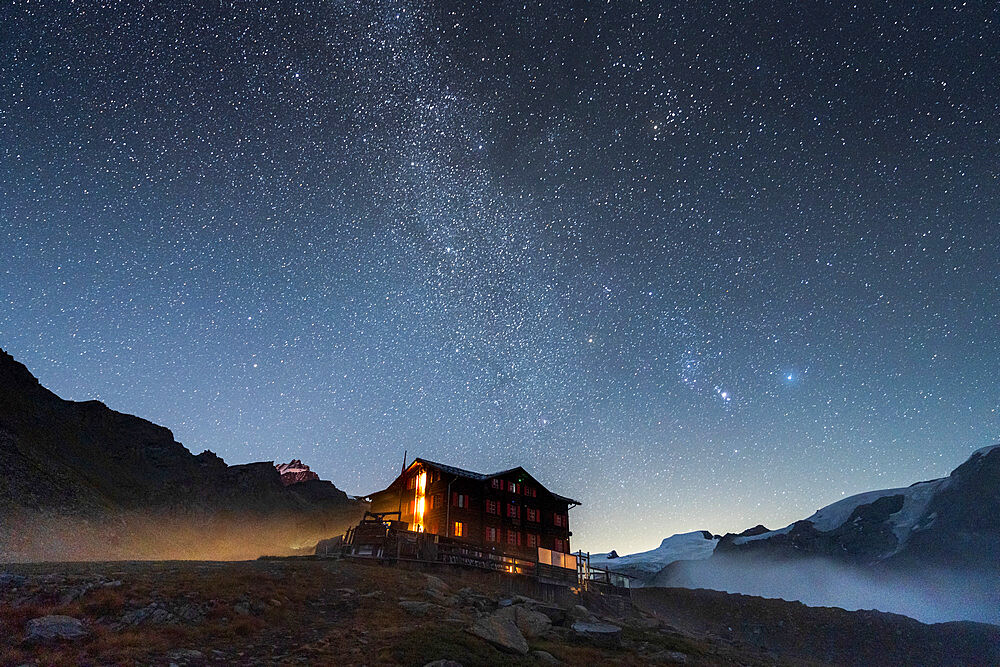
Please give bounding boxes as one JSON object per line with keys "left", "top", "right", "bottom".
{"left": 2, "top": 1, "right": 998, "bottom": 554}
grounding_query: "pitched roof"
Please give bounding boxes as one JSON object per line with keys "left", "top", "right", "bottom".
{"left": 411, "top": 457, "right": 582, "bottom": 505}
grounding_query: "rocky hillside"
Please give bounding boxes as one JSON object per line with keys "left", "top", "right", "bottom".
{"left": 3, "top": 559, "right": 998, "bottom": 666}
{"left": 0, "top": 348, "right": 363, "bottom": 561}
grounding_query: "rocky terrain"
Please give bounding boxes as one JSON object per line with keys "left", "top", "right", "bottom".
{"left": 1, "top": 559, "right": 997, "bottom": 666}
{"left": 0, "top": 348, "right": 363, "bottom": 561}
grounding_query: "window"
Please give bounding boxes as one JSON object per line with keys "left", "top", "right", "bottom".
{"left": 491, "top": 478, "right": 503, "bottom": 490}
{"left": 506, "top": 529, "right": 521, "bottom": 546}
{"left": 506, "top": 502, "right": 520, "bottom": 519}
{"left": 507, "top": 481, "right": 519, "bottom": 494}
{"left": 406, "top": 475, "right": 417, "bottom": 489}
{"left": 453, "top": 521, "right": 464, "bottom": 537}
{"left": 451, "top": 492, "right": 469, "bottom": 508}
{"left": 430, "top": 522, "right": 439, "bottom": 535}
{"left": 553, "top": 513, "right": 565, "bottom": 527}
{"left": 486, "top": 499, "right": 499, "bottom": 515}
{"left": 526, "top": 533, "right": 538, "bottom": 548}
{"left": 430, "top": 494, "right": 442, "bottom": 510}
{"left": 485, "top": 526, "right": 498, "bottom": 542}
{"left": 526, "top": 508, "right": 538, "bottom": 522}
{"left": 523, "top": 485, "right": 537, "bottom": 498}
{"left": 553, "top": 537, "right": 564, "bottom": 552}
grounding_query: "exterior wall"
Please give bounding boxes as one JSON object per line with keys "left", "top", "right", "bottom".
{"left": 368, "top": 462, "right": 574, "bottom": 556}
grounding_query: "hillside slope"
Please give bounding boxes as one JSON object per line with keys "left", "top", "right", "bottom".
{"left": 0, "top": 348, "right": 363, "bottom": 561}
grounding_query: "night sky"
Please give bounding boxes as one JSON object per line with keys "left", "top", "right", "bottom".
{"left": 2, "top": 1, "right": 998, "bottom": 554}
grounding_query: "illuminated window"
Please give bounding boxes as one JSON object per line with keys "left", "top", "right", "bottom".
{"left": 526, "top": 508, "right": 538, "bottom": 522}
{"left": 507, "top": 481, "right": 519, "bottom": 494}
{"left": 453, "top": 521, "right": 464, "bottom": 537}
{"left": 485, "top": 526, "right": 498, "bottom": 542}
{"left": 526, "top": 533, "right": 538, "bottom": 548}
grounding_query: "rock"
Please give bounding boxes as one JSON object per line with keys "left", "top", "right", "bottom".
{"left": 0, "top": 573, "right": 27, "bottom": 588}
{"left": 531, "top": 650, "right": 561, "bottom": 664}
{"left": 424, "top": 574, "right": 450, "bottom": 593}
{"left": 166, "top": 648, "right": 204, "bottom": 663}
{"left": 121, "top": 603, "right": 176, "bottom": 626}
{"left": 571, "top": 620, "right": 623, "bottom": 647}
{"left": 568, "top": 604, "right": 593, "bottom": 622}
{"left": 399, "top": 600, "right": 437, "bottom": 616}
{"left": 532, "top": 604, "right": 567, "bottom": 625}
{"left": 233, "top": 602, "right": 251, "bottom": 616}
{"left": 174, "top": 603, "right": 205, "bottom": 623}
{"left": 650, "top": 650, "right": 688, "bottom": 663}
{"left": 424, "top": 587, "right": 453, "bottom": 604}
{"left": 468, "top": 612, "right": 529, "bottom": 655}
{"left": 24, "top": 615, "right": 89, "bottom": 642}
{"left": 422, "top": 661, "right": 463, "bottom": 667}
{"left": 606, "top": 549, "right": 619, "bottom": 558}
{"left": 514, "top": 606, "right": 552, "bottom": 638}
{"left": 498, "top": 597, "right": 514, "bottom": 607}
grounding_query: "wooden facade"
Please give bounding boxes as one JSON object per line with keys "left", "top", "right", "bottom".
{"left": 367, "top": 458, "right": 580, "bottom": 560}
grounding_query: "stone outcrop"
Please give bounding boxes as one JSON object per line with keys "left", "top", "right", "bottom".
{"left": 276, "top": 460, "right": 321, "bottom": 485}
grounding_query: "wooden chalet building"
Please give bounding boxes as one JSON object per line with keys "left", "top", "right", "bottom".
{"left": 368, "top": 458, "right": 580, "bottom": 561}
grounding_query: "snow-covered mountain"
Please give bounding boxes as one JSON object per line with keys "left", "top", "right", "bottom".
{"left": 276, "top": 459, "right": 321, "bottom": 485}
{"left": 710, "top": 443, "right": 1000, "bottom": 569}
{"left": 589, "top": 530, "right": 719, "bottom": 585}
{"left": 649, "top": 445, "right": 1000, "bottom": 624}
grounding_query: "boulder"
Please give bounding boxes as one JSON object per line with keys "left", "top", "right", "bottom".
{"left": 24, "top": 615, "right": 89, "bottom": 642}
{"left": 468, "top": 612, "right": 529, "bottom": 655}
{"left": 568, "top": 604, "right": 593, "bottom": 622}
{"left": 571, "top": 620, "right": 623, "bottom": 647}
{"left": 424, "top": 574, "right": 450, "bottom": 594}
{"left": 399, "top": 600, "right": 437, "bottom": 616}
{"left": 532, "top": 650, "right": 561, "bottom": 664}
{"left": 532, "top": 604, "right": 567, "bottom": 625}
{"left": 514, "top": 605, "right": 552, "bottom": 638}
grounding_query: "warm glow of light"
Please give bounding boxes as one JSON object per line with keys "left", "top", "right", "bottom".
{"left": 413, "top": 470, "right": 427, "bottom": 532}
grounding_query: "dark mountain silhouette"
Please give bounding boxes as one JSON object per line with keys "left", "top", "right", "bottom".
{"left": 0, "top": 348, "right": 363, "bottom": 561}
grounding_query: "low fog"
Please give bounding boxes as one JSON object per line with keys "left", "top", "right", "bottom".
{"left": 660, "top": 555, "right": 1000, "bottom": 626}
{"left": 0, "top": 509, "right": 359, "bottom": 562}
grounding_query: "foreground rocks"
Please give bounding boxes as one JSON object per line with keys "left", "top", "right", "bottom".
{"left": 24, "top": 615, "right": 89, "bottom": 642}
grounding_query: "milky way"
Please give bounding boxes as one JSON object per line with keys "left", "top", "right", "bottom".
{"left": 2, "top": 1, "right": 998, "bottom": 552}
